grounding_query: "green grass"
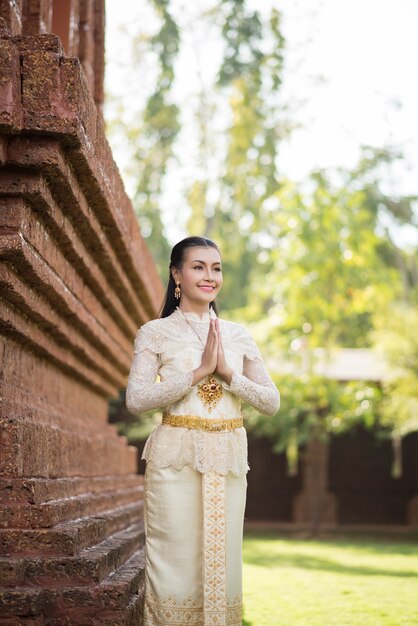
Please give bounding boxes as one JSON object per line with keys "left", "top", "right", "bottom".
{"left": 242, "top": 529, "right": 418, "bottom": 626}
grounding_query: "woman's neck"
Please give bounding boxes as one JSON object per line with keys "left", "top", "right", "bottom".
{"left": 177, "top": 299, "right": 210, "bottom": 319}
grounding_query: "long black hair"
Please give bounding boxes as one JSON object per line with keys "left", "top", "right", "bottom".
{"left": 158, "top": 236, "right": 221, "bottom": 319}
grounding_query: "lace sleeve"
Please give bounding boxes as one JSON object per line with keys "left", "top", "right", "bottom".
{"left": 224, "top": 329, "right": 280, "bottom": 416}
{"left": 125, "top": 325, "right": 194, "bottom": 416}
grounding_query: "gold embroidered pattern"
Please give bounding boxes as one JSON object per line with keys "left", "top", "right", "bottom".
{"left": 226, "top": 598, "right": 242, "bottom": 626}
{"left": 144, "top": 593, "right": 202, "bottom": 625}
{"left": 142, "top": 465, "right": 243, "bottom": 626}
{"left": 203, "top": 471, "right": 227, "bottom": 625}
{"left": 197, "top": 374, "right": 223, "bottom": 412}
{"left": 143, "top": 591, "right": 242, "bottom": 625}
{"left": 162, "top": 412, "right": 243, "bottom": 431}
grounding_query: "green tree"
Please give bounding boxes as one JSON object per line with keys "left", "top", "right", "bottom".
{"left": 105, "top": 3, "right": 418, "bottom": 526}
{"left": 106, "top": 1, "right": 290, "bottom": 292}
{"left": 187, "top": 3, "right": 290, "bottom": 310}
{"left": 248, "top": 147, "right": 416, "bottom": 345}
{"left": 241, "top": 147, "right": 417, "bottom": 529}
{"left": 371, "top": 304, "right": 418, "bottom": 438}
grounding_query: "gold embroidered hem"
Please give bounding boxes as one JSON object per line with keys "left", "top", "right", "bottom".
{"left": 143, "top": 463, "right": 247, "bottom": 626}
{"left": 144, "top": 592, "right": 242, "bottom": 626}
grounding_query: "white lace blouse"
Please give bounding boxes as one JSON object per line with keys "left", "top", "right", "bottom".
{"left": 125, "top": 306, "right": 280, "bottom": 476}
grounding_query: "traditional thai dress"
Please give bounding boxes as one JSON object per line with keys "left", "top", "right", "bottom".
{"left": 125, "top": 305, "right": 280, "bottom": 626}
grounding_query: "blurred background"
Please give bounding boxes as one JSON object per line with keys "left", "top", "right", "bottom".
{"left": 1, "top": 1, "right": 416, "bottom": 622}
{"left": 105, "top": 0, "right": 418, "bottom": 533}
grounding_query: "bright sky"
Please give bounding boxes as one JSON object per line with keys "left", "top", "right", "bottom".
{"left": 105, "top": 0, "right": 418, "bottom": 245}
{"left": 273, "top": 0, "right": 418, "bottom": 192}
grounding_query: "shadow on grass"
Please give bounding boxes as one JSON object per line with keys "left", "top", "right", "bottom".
{"left": 243, "top": 528, "right": 418, "bottom": 552}
{"left": 243, "top": 533, "right": 418, "bottom": 579}
{"left": 244, "top": 548, "right": 418, "bottom": 578}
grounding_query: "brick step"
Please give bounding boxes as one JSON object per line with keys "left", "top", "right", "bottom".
{"left": 0, "top": 521, "right": 145, "bottom": 588}
{"left": 0, "top": 499, "right": 144, "bottom": 557}
{"left": 0, "top": 484, "right": 144, "bottom": 529}
{"left": 123, "top": 590, "right": 145, "bottom": 626}
{"left": 47, "top": 590, "right": 145, "bottom": 626}
{"left": 47, "top": 550, "right": 146, "bottom": 625}
{"left": 0, "top": 546, "right": 145, "bottom": 622}
{"left": 1, "top": 419, "right": 137, "bottom": 478}
{"left": 0, "top": 618, "right": 44, "bottom": 625}
{"left": 0, "top": 474, "right": 143, "bottom": 505}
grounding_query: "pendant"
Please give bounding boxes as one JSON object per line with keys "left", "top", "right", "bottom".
{"left": 197, "top": 374, "right": 223, "bottom": 413}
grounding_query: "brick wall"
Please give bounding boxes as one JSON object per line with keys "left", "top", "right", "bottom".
{"left": 329, "top": 428, "right": 418, "bottom": 525}
{"left": 0, "top": 11, "right": 161, "bottom": 624}
{"left": 0, "top": 0, "right": 105, "bottom": 109}
{"left": 243, "top": 430, "right": 418, "bottom": 525}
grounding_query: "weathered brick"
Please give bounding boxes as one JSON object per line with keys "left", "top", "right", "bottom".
{"left": 0, "top": 8, "right": 155, "bottom": 622}
{"left": 0, "top": 4, "right": 23, "bottom": 37}
{"left": 93, "top": 0, "right": 105, "bottom": 110}
{"left": 21, "top": 0, "right": 52, "bottom": 36}
{"left": 0, "top": 475, "right": 143, "bottom": 506}
{"left": 0, "top": 522, "right": 144, "bottom": 587}
{"left": 0, "top": 500, "right": 143, "bottom": 556}
{"left": 14, "top": 32, "right": 62, "bottom": 54}
{"left": 0, "top": 153, "right": 144, "bottom": 334}
{"left": 0, "top": 420, "right": 138, "bottom": 480}
{"left": 79, "top": 0, "right": 95, "bottom": 95}
{"left": 0, "top": 36, "right": 22, "bottom": 130}
{"left": 1, "top": 483, "right": 143, "bottom": 529}
{"left": 0, "top": 548, "right": 145, "bottom": 621}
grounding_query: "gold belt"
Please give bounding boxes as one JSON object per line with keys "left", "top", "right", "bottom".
{"left": 162, "top": 412, "right": 243, "bottom": 432}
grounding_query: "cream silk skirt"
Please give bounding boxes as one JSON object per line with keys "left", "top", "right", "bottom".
{"left": 143, "top": 462, "right": 247, "bottom": 626}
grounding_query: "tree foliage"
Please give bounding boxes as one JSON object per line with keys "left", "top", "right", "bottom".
{"left": 371, "top": 303, "right": 418, "bottom": 438}
{"left": 127, "top": 0, "right": 181, "bottom": 277}
{"left": 184, "top": 1, "right": 288, "bottom": 310}
{"left": 243, "top": 146, "right": 418, "bottom": 457}
{"left": 105, "top": 2, "right": 418, "bottom": 460}
{"left": 250, "top": 147, "right": 413, "bottom": 349}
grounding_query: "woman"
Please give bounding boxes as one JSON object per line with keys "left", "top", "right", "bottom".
{"left": 126, "top": 235, "right": 280, "bottom": 626}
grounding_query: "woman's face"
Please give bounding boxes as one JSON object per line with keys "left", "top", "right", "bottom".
{"left": 172, "top": 246, "right": 223, "bottom": 305}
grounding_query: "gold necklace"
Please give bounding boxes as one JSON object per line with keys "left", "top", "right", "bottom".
{"left": 176, "top": 307, "right": 211, "bottom": 343}
{"left": 177, "top": 307, "right": 223, "bottom": 413}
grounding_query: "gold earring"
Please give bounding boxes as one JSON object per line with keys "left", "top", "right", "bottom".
{"left": 174, "top": 282, "right": 181, "bottom": 299}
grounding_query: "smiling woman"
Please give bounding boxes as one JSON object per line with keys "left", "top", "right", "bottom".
{"left": 172, "top": 249, "right": 223, "bottom": 309}
{"left": 125, "top": 235, "right": 280, "bottom": 626}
